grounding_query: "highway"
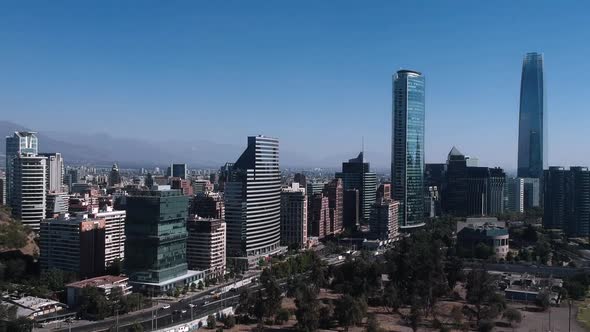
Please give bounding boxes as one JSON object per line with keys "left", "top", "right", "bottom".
{"left": 48, "top": 282, "right": 256, "bottom": 332}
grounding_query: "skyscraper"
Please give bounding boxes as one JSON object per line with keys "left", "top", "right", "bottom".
{"left": 505, "top": 177, "right": 524, "bottom": 213}
{"left": 224, "top": 136, "right": 281, "bottom": 269}
{"left": 39, "top": 152, "right": 64, "bottom": 193}
{"left": 170, "top": 163, "right": 188, "bottom": 179}
{"left": 6, "top": 131, "right": 39, "bottom": 205}
{"left": 323, "top": 178, "right": 343, "bottom": 234}
{"left": 108, "top": 163, "right": 122, "bottom": 187}
{"left": 125, "top": 189, "right": 202, "bottom": 294}
{"left": 392, "top": 70, "right": 425, "bottom": 229}
{"left": 12, "top": 155, "right": 47, "bottom": 230}
{"left": 518, "top": 52, "right": 547, "bottom": 179}
{"left": 335, "top": 152, "right": 377, "bottom": 223}
{"left": 280, "top": 183, "right": 308, "bottom": 248}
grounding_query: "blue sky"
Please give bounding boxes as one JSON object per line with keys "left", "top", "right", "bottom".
{"left": 1, "top": 1, "right": 589, "bottom": 169}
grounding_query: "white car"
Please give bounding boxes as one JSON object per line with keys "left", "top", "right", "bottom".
{"left": 188, "top": 304, "right": 195, "bottom": 308}
{"left": 162, "top": 304, "right": 171, "bottom": 310}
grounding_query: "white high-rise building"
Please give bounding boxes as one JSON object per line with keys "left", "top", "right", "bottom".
{"left": 39, "top": 153, "right": 65, "bottom": 193}
{"left": 90, "top": 207, "right": 126, "bottom": 267}
{"left": 12, "top": 154, "right": 47, "bottom": 230}
{"left": 6, "top": 132, "right": 38, "bottom": 205}
{"left": 224, "top": 136, "right": 282, "bottom": 269}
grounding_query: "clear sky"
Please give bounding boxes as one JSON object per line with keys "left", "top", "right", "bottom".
{"left": 1, "top": 1, "right": 589, "bottom": 170}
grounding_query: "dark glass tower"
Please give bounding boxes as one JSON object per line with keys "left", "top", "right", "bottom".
{"left": 335, "top": 152, "right": 377, "bottom": 223}
{"left": 518, "top": 52, "right": 547, "bottom": 179}
{"left": 392, "top": 69, "right": 425, "bottom": 229}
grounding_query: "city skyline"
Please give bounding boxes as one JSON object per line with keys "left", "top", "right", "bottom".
{"left": 3, "top": 2, "right": 590, "bottom": 170}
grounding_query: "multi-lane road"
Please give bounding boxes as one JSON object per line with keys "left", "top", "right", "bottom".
{"left": 48, "top": 282, "right": 256, "bottom": 332}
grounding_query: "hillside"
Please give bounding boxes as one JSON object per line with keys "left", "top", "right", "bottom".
{"left": 0, "top": 206, "right": 38, "bottom": 257}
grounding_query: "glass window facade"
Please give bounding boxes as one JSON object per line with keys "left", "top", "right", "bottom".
{"left": 124, "top": 190, "right": 189, "bottom": 284}
{"left": 518, "top": 52, "right": 547, "bottom": 179}
{"left": 392, "top": 70, "right": 425, "bottom": 228}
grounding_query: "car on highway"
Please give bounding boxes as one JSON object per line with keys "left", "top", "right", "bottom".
{"left": 162, "top": 304, "right": 171, "bottom": 310}
{"left": 188, "top": 303, "right": 195, "bottom": 308}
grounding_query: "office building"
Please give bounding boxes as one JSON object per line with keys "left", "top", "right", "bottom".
{"left": 323, "top": 178, "right": 343, "bottom": 235}
{"left": 11, "top": 155, "right": 47, "bottom": 230}
{"left": 392, "top": 70, "right": 426, "bottom": 229}
{"left": 505, "top": 177, "right": 524, "bottom": 213}
{"left": 65, "top": 169, "right": 80, "bottom": 191}
{"left": 192, "top": 192, "right": 224, "bottom": 219}
{"left": 39, "top": 152, "right": 64, "bottom": 193}
{"left": 523, "top": 177, "right": 541, "bottom": 210}
{"left": 46, "top": 192, "right": 69, "bottom": 218}
{"left": 5, "top": 131, "right": 38, "bottom": 205}
{"left": 280, "top": 183, "right": 308, "bottom": 248}
{"left": 335, "top": 152, "right": 377, "bottom": 222}
{"left": 518, "top": 52, "right": 547, "bottom": 179}
{"left": 171, "top": 177, "right": 193, "bottom": 196}
{"left": 443, "top": 147, "right": 505, "bottom": 217}
{"left": 308, "top": 193, "right": 329, "bottom": 239}
{"left": 543, "top": 167, "right": 567, "bottom": 230}
{"left": 90, "top": 207, "right": 126, "bottom": 267}
{"left": 306, "top": 181, "right": 326, "bottom": 196}
{"left": 294, "top": 173, "right": 307, "bottom": 188}
{"left": 39, "top": 214, "right": 106, "bottom": 278}
{"left": 543, "top": 167, "right": 590, "bottom": 236}
{"left": 170, "top": 163, "right": 188, "bottom": 179}
{"left": 369, "top": 196, "right": 399, "bottom": 241}
{"left": 224, "top": 136, "right": 282, "bottom": 269}
{"left": 186, "top": 218, "right": 226, "bottom": 279}
{"left": 125, "top": 189, "right": 202, "bottom": 294}
{"left": 108, "top": 163, "right": 122, "bottom": 187}
{"left": 192, "top": 180, "right": 213, "bottom": 194}
{"left": 342, "top": 189, "right": 360, "bottom": 230}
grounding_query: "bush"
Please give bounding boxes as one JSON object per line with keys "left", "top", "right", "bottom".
{"left": 207, "top": 314, "right": 216, "bottom": 329}
{"left": 477, "top": 320, "right": 494, "bottom": 332}
{"left": 274, "top": 308, "right": 290, "bottom": 324}
{"left": 223, "top": 314, "right": 236, "bottom": 328}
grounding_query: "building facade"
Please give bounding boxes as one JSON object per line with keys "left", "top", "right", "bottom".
{"left": 186, "top": 218, "right": 226, "bottom": 279}
{"left": 308, "top": 193, "right": 329, "bottom": 239}
{"left": 335, "top": 152, "right": 377, "bottom": 223}
{"left": 90, "top": 207, "right": 126, "bottom": 267}
{"left": 323, "top": 178, "right": 343, "bottom": 235}
{"left": 517, "top": 52, "right": 547, "bottom": 179}
{"left": 125, "top": 189, "right": 202, "bottom": 293}
{"left": 392, "top": 70, "right": 426, "bottom": 229}
{"left": 11, "top": 155, "right": 47, "bottom": 230}
{"left": 39, "top": 152, "right": 64, "bottom": 193}
{"left": 46, "top": 192, "right": 69, "bottom": 218}
{"left": 505, "top": 177, "right": 524, "bottom": 213}
{"left": 223, "top": 136, "right": 282, "bottom": 269}
{"left": 5, "top": 131, "right": 38, "bottom": 206}
{"left": 369, "top": 197, "right": 399, "bottom": 241}
{"left": 39, "top": 214, "right": 106, "bottom": 278}
{"left": 280, "top": 183, "right": 308, "bottom": 248}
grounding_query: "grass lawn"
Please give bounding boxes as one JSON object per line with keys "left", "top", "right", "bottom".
{"left": 577, "top": 299, "right": 590, "bottom": 330}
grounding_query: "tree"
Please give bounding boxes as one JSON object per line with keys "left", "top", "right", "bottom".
{"left": 223, "top": 314, "right": 236, "bottom": 328}
{"left": 5, "top": 317, "right": 33, "bottom": 332}
{"left": 466, "top": 269, "right": 503, "bottom": 323}
{"left": 207, "top": 314, "right": 216, "bottom": 329}
{"left": 409, "top": 303, "right": 421, "bottom": 332}
{"left": 534, "top": 240, "right": 551, "bottom": 264}
{"left": 506, "top": 251, "right": 514, "bottom": 262}
{"left": 0, "top": 303, "right": 17, "bottom": 321}
{"left": 503, "top": 308, "right": 522, "bottom": 329}
{"left": 128, "top": 322, "right": 144, "bottom": 332}
{"left": 366, "top": 313, "right": 382, "bottom": 332}
{"left": 79, "top": 286, "right": 111, "bottom": 320}
{"left": 444, "top": 256, "right": 464, "bottom": 289}
{"left": 474, "top": 243, "right": 493, "bottom": 260}
{"left": 190, "top": 283, "right": 197, "bottom": 292}
{"left": 295, "top": 284, "right": 320, "bottom": 332}
{"left": 334, "top": 295, "right": 367, "bottom": 331}
{"left": 275, "top": 308, "right": 290, "bottom": 324}
{"left": 198, "top": 280, "right": 205, "bottom": 290}
{"left": 382, "top": 283, "right": 402, "bottom": 313}
{"left": 535, "top": 291, "right": 551, "bottom": 311}
{"left": 477, "top": 320, "right": 494, "bottom": 332}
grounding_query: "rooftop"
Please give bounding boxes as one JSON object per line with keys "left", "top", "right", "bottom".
{"left": 66, "top": 275, "right": 129, "bottom": 289}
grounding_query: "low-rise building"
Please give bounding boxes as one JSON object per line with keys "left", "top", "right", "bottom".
{"left": 457, "top": 221, "right": 509, "bottom": 259}
{"left": 65, "top": 275, "right": 132, "bottom": 307}
{"left": 2, "top": 296, "right": 66, "bottom": 320}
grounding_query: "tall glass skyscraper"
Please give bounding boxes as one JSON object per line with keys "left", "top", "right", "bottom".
{"left": 392, "top": 70, "right": 425, "bottom": 229}
{"left": 518, "top": 52, "right": 547, "bottom": 179}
